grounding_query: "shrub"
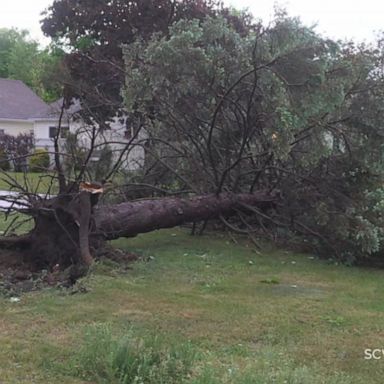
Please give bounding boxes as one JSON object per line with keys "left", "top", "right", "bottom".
{"left": 62, "top": 132, "right": 87, "bottom": 176}
{"left": 0, "top": 148, "right": 10, "bottom": 171}
{"left": 0, "top": 132, "right": 34, "bottom": 171}
{"left": 94, "top": 144, "right": 113, "bottom": 181}
{"left": 29, "top": 148, "right": 50, "bottom": 172}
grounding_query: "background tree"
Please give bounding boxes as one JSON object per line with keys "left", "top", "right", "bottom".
{"left": 0, "top": 28, "right": 27, "bottom": 78}
{"left": 0, "top": 28, "right": 63, "bottom": 101}
{"left": 41, "top": 0, "right": 253, "bottom": 121}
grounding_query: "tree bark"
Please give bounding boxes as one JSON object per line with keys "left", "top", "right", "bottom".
{"left": 0, "top": 191, "right": 275, "bottom": 274}
{"left": 94, "top": 191, "right": 276, "bottom": 240}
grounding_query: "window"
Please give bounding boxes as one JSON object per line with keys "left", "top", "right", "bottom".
{"left": 0, "top": 129, "right": 4, "bottom": 137}
{"left": 49, "top": 126, "right": 69, "bottom": 139}
{"left": 49, "top": 127, "right": 56, "bottom": 138}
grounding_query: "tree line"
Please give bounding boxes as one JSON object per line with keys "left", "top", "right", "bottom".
{"left": 0, "top": 27, "right": 62, "bottom": 101}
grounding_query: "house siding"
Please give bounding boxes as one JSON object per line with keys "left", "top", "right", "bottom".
{"left": 33, "top": 119, "right": 61, "bottom": 150}
{"left": 74, "top": 117, "right": 146, "bottom": 171}
{"left": 0, "top": 119, "right": 33, "bottom": 136}
{"left": 0, "top": 78, "right": 146, "bottom": 172}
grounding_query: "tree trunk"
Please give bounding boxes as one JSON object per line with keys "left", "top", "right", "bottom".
{"left": 94, "top": 191, "right": 275, "bottom": 240}
{"left": 0, "top": 191, "right": 276, "bottom": 273}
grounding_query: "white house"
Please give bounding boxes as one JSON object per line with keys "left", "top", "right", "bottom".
{"left": 0, "top": 78, "right": 145, "bottom": 170}
{"left": 0, "top": 78, "right": 54, "bottom": 144}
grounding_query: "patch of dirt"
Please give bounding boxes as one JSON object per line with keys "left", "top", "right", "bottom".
{"left": 0, "top": 246, "right": 141, "bottom": 297}
{"left": 0, "top": 249, "right": 43, "bottom": 296}
{"left": 0, "top": 248, "right": 29, "bottom": 269}
{"left": 0, "top": 263, "right": 71, "bottom": 297}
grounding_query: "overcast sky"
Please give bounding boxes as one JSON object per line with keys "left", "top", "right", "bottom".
{"left": 229, "top": 0, "right": 384, "bottom": 42}
{"left": 0, "top": 0, "right": 383, "bottom": 45}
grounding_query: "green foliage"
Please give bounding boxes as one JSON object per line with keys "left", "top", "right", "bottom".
{"left": 122, "top": 14, "right": 384, "bottom": 263}
{"left": 0, "top": 28, "right": 27, "bottom": 78}
{"left": 0, "top": 28, "right": 63, "bottom": 101}
{"left": 29, "top": 148, "right": 50, "bottom": 172}
{"left": 41, "top": 0, "right": 249, "bottom": 123}
{"left": 66, "top": 324, "right": 197, "bottom": 384}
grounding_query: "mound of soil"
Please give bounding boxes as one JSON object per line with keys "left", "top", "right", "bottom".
{"left": 0, "top": 247, "right": 140, "bottom": 296}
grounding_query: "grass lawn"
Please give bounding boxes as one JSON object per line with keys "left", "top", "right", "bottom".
{"left": 0, "top": 229, "right": 383, "bottom": 383}
{"left": 0, "top": 172, "right": 56, "bottom": 234}
{"left": 0, "top": 171, "right": 57, "bottom": 194}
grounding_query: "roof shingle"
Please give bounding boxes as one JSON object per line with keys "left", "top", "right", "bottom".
{"left": 0, "top": 78, "right": 51, "bottom": 120}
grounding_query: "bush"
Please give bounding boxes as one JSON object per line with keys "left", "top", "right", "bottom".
{"left": 0, "top": 148, "right": 10, "bottom": 171}
{"left": 62, "top": 132, "right": 88, "bottom": 176}
{"left": 94, "top": 144, "right": 113, "bottom": 181}
{"left": 29, "top": 148, "right": 50, "bottom": 172}
{"left": 0, "top": 132, "right": 34, "bottom": 171}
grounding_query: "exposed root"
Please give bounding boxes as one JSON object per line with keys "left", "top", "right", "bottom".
{"left": 0, "top": 242, "right": 140, "bottom": 295}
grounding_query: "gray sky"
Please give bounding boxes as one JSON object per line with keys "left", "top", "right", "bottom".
{"left": 229, "top": 0, "right": 384, "bottom": 42}
{"left": 0, "top": 0, "right": 51, "bottom": 43}
{"left": 0, "top": 0, "right": 383, "bottom": 45}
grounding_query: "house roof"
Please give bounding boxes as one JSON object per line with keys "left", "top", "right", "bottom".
{"left": 49, "top": 98, "right": 82, "bottom": 116}
{"left": 0, "top": 78, "right": 51, "bottom": 120}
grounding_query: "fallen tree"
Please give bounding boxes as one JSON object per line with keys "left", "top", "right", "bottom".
{"left": 1, "top": 6, "right": 384, "bottom": 282}
{"left": 95, "top": 191, "right": 276, "bottom": 240}
{"left": 0, "top": 188, "right": 277, "bottom": 279}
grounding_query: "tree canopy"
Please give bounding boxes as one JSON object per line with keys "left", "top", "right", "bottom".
{"left": 41, "top": 0, "right": 253, "bottom": 120}
{"left": 0, "top": 28, "right": 63, "bottom": 101}
{"left": 122, "top": 14, "right": 384, "bottom": 263}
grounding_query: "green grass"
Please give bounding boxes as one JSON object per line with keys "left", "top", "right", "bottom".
{"left": 0, "top": 171, "right": 57, "bottom": 194}
{"left": 57, "top": 324, "right": 198, "bottom": 383}
{"left": 0, "top": 171, "right": 55, "bottom": 234}
{"left": 0, "top": 212, "right": 33, "bottom": 235}
{"left": 1, "top": 229, "right": 384, "bottom": 382}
